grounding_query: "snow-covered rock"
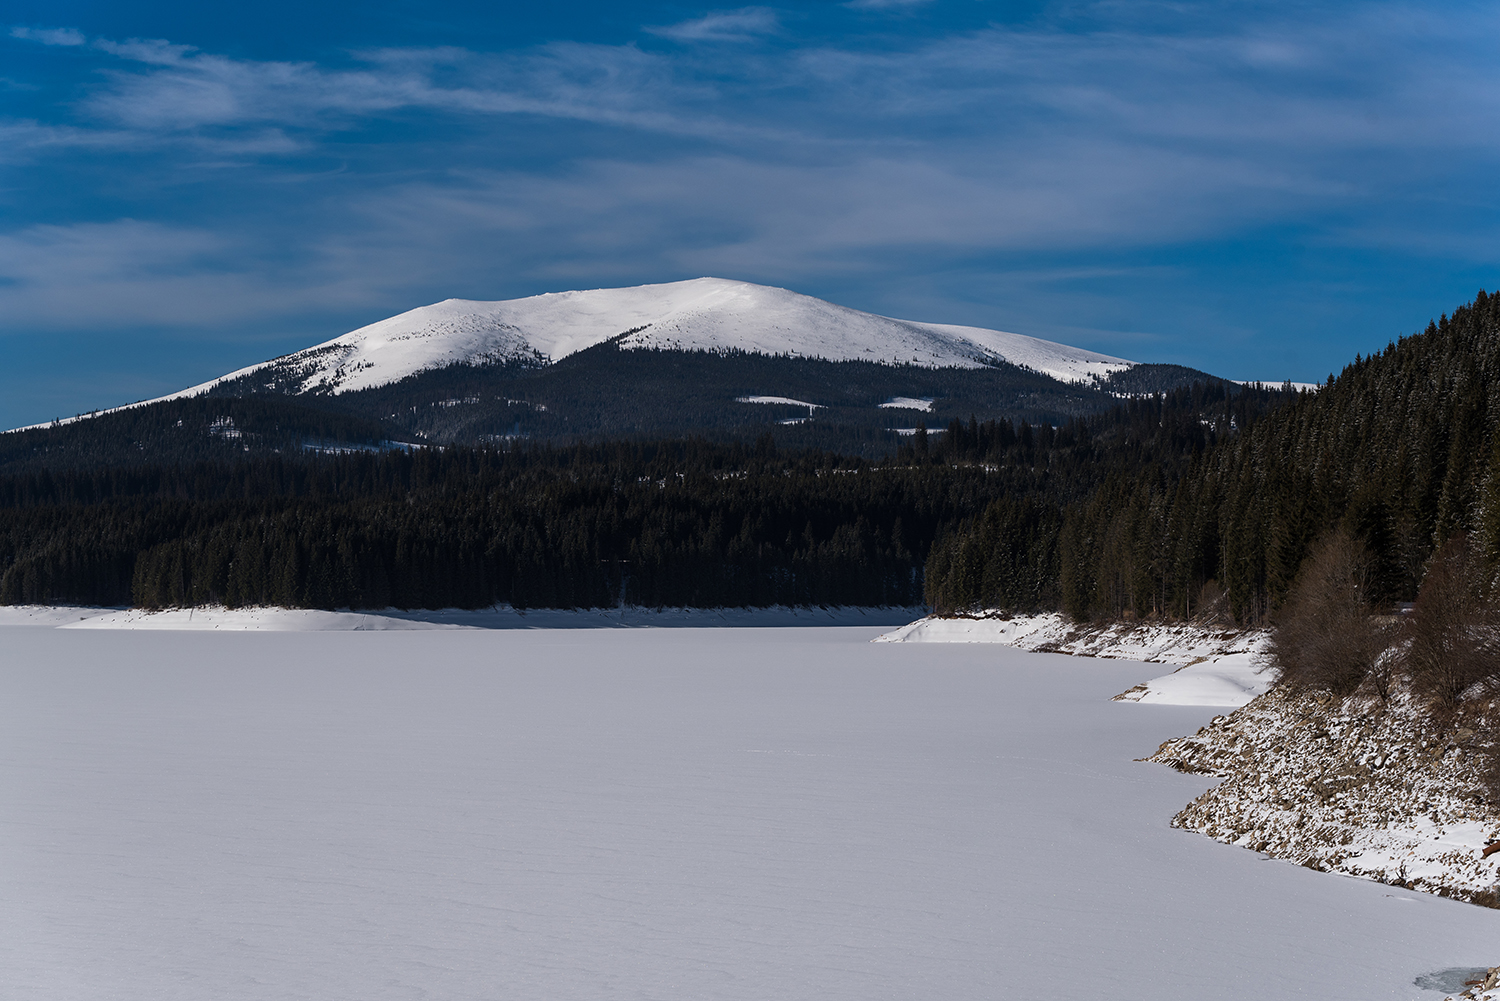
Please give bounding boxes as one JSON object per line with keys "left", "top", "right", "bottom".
{"left": 1448, "top": 967, "right": 1500, "bottom": 1000}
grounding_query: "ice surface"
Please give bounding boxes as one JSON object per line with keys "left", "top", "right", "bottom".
{"left": 0, "top": 625, "right": 1492, "bottom": 999}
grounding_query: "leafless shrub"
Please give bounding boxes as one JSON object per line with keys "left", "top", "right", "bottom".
{"left": 1270, "top": 529, "right": 1396, "bottom": 695}
{"left": 1407, "top": 534, "right": 1500, "bottom": 709}
{"left": 1470, "top": 885, "right": 1500, "bottom": 909}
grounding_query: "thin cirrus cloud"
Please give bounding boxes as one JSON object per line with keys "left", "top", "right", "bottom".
{"left": 58, "top": 32, "right": 762, "bottom": 142}
{"left": 9, "top": 25, "right": 85, "bottom": 46}
{"left": 1, "top": 0, "right": 1499, "bottom": 411}
{"left": 842, "top": 0, "right": 932, "bottom": 10}
{"left": 645, "top": 7, "right": 780, "bottom": 43}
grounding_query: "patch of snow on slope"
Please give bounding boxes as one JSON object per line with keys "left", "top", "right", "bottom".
{"left": 875, "top": 612, "right": 1273, "bottom": 707}
{"left": 878, "top": 397, "right": 933, "bottom": 411}
{"left": 734, "top": 395, "right": 822, "bottom": 409}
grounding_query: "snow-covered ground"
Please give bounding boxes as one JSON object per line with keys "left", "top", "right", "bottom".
{"left": 0, "top": 603, "right": 925, "bottom": 631}
{"left": 734, "top": 395, "right": 823, "bottom": 411}
{"left": 876, "top": 612, "right": 1274, "bottom": 706}
{"left": 878, "top": 396, "right": 934, "bottom": 411}
{"left": 0, "top": 622, "right": 1494, "bottom": 999}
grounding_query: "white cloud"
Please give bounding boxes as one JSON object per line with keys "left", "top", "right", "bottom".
{"left": 92, "top": 36, "right": 198, "bottom": 66}
{"left": 645, "top": 8, "right": 780, "bottom": 43}
{"left": 4, "top": 3, "right": 1500, "bottom": 342}
{"left": 9, "top": 26, "right": 86, "bottom": 46}
{"left": 0, "top": 221, "right": 381, "bottom": 331}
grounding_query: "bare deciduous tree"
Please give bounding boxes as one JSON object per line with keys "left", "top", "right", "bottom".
{"left": 1407, "top": 534, "right": 1500, "bottom": 708}
{"left": 1270, "top": 529, "right": 1395, "bottom": 695}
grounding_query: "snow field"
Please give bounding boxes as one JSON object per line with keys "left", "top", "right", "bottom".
{"left": 0, "top": 625, "right": 1493, "bottom": 999}
{"left": 733, "top": 395, "right": 823, "bottom": 410}
{"left": 878, "top": 397, "right": 934, "bottom": 411}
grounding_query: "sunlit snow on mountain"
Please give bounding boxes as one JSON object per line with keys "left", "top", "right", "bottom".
{"left": 191, "top": 277, "right": 1135, "bottom": 396}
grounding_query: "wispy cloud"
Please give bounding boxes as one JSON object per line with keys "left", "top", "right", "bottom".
{"left": 91, "top": 36, "right": 199, "bottom": 66}
{"left": 645, "top": 8, "right": 780, "bottom": 43}
{"left": 3, "top": 1, "right": 1500, "bottom": 402}
{"left": 9, "top": 26, "right": 85, "bottom": 46}
{"left": 843, "top": 0, "right": 933, "bottom": 10}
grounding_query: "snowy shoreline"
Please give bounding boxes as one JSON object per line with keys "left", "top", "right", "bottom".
{"left": 875, "top": 611, "right": 1275, "bottom": 707}
{"left": 877, "top": 610, "right": 1500, "bottom": 944}
{"left": 1151, "top": 686, "right": 1500, "bottom": 918}
{"left": 0, "top": 603, "right": 928, "bottom": 631}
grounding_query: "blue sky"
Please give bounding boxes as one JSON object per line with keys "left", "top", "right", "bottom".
{"left": 2, "top": 0, "right": 1498, "bottom": 428}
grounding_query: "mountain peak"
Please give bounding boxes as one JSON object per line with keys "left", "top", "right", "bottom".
{"left": 241, "top": 277, "right": 1134, "bottom": 396}
{"left": 11, "top": 279, "right": 1137, "bottom": 431}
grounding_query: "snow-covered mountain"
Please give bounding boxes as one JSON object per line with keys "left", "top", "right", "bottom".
{"left": 183, "top": 277, "right": 1135, "bottom": 397}
{"left": 10, "top": 278, "right": 1142, "bottom": 434}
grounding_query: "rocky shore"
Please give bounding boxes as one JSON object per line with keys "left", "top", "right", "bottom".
{"left": 1150, "top": 686, "right": 1500, "bottom": 904}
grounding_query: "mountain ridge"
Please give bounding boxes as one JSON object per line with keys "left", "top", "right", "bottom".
{"left": 11, "top": 278, "right": 1139, "bottom": 432}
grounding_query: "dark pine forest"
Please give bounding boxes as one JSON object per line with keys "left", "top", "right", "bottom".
{"left": 929, "top": 290, "right": 1500, "bottom": 624}
{"left": 0, "top": 378, "right": 1283, "bottom": 611}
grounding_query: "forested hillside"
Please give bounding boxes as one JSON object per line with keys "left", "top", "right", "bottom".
{"left": 4, "top": 342, "right": 1229, "bottom": 469}
{"left": 929, "top": 290, "right": 1500, "bottom": 624}
{"left": 0, "top": 379, "right": 1286, "bottom": 610}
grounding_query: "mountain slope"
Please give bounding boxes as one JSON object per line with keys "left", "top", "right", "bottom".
{"left": 20, "top": 279, "right": 1136, "bottom": 433}
{"left": 230, "top": 277, "right": 1135, "bottom": 394}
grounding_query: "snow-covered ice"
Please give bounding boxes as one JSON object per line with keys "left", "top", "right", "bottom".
{"left": 0, "top": 623, "right": 1492, "bottom": 999}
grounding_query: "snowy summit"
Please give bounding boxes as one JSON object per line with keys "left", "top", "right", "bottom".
{"left": 171, "top": 278, "right": 1135, "bottom": 398}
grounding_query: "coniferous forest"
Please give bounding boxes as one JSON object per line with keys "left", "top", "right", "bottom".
{"left": 929, "top": 289, "right": 1500, "bottom": 625}
{"left": 4, "top": 290, "right": 1498, "bottom": 617}
{"left": 0, "top": 380, "right": 1282, "bottom": 610}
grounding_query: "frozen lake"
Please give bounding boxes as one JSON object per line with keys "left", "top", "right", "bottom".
{"left": 1, "top": 624, "right": 1496, "bottom": 999}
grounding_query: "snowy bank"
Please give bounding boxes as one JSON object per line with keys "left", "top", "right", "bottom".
{"left": 0, "top": 604, "right": 926, "bottom": 632}
{"left": 874, "top": 612, "right": 1274, "bottom": 707}
{"left": 1151, "top": 687, "right": 1500, "bottom": 907}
